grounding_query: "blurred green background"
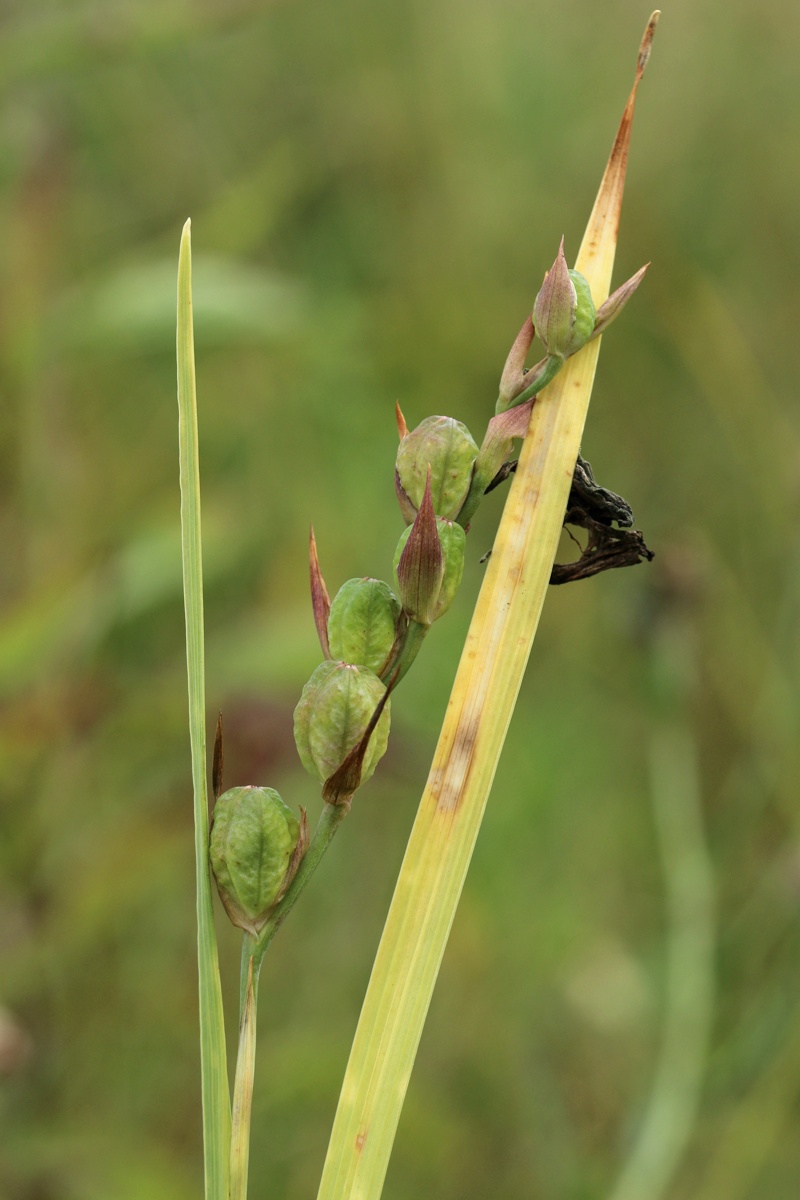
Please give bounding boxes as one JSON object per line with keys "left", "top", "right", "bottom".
{"left": 1, "top": 1, "right": 798, "bottom": 1197}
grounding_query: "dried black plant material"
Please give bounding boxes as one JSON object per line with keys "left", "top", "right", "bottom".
{"left": 484, "top": 453, "right": 654, "bottom": 582}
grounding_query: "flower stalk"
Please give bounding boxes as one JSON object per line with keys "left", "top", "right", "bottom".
{"left": 229, "top": 956, "right": 258, "bottom": 1200}
{"left": 315, "top": 13, "right": 660, "bottom": 1200}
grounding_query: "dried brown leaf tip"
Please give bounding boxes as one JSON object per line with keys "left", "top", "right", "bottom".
{"left": 395, "top": 401, "right": 409, "bottom": 440}
{"left": 580, "top": 9, "right": 660, "bottom": 277}
{"left": 637, "top": 11, "right": 660, "bottom": 82}
{"left": 309, "top": 525, "right": 331, "bottom": 659}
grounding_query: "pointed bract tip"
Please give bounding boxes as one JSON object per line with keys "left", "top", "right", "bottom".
{"left": 309, "top": 525, "right": 331, "bottom": 658}
{"left": 212, "top": 711, "right": 224, "bottom": 802}
{"left": 395, "top": 402, "right": 408, "bottom": 440}
{"left": 396, "top": 465, "right": 444, "bottom": 627}
{"left": 498, "top": 314, "right": 536, "bottom": 407}
{"left": 591, "top": 261, "right": 649, "bottom": 339}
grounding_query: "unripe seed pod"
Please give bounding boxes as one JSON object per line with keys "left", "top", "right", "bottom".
{"left": 567, "top": 269, "right": 597, "bottom": 351}
{"left": 434, "top": 519, "right": 466, "bottom": 619}
{"left": 210, "top": 786, "right": 301, "bottom": 934}
{"left": 395, "top": 415, "right": 478, "bottom": 523}
{"left": 328, "top": 578, "right": 402, "bottom": 675}
{"left": 293, "top": 661, "right": 391, "bottom": 787}
{"left": 394, "top": 517, "right": 465, "bottom": 623}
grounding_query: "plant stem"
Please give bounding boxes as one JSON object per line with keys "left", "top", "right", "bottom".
{"left": 496, "top": 352, "right": 563, "bottom": 413}
{"left": 230, "top": 954, "right": 260, "bottom": 1200}
{"left": 315, "top": 15, "right": 659, "bottom": 1200}
{"left": 252, "top": 801, "right": 348, "bottom": 973}
{"left": 381, "top": 619, "right": 428, "bottom": 688}
{"left": 226, "top": 794, "right": 349, "bottom": 1195}
{"left": 177, "top": 219, "right": 231, "bottom": 1200}
{"left": 239, "top": 933, "right": 257, "bottom": 1018}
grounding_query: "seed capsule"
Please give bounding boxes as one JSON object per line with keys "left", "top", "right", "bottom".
{"left": 293, "top": 660, "right": 391, "bottom": 787}
{"left": 328, "top": 578, "right": 402, "bottom": 675}
{"left": 209, "top": 786, "right": 302, "bottom": 934}
{"left": 434, "top": 519, "right": 467, "bottom": 619}
{"left": 395, "top": 415, "right": 478, "bottom": 523}
{"left": 568, "top": 269, "right": 597, "bottom": 350}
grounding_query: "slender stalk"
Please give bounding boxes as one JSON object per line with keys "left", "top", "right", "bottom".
{"left": 226, "top": 804, "right": 347, "bottom": 1195}
{"left": 239, "top": 933, "right": 257, "bottom": 1017}
{"left": 316, "top": 15, "right": 660, "bottom": 1200}
{"left": 498, "top": 352, "right": 563, "bottom": 412}
{"left": 177, "top": 219, "right": 231, "bottom": 1200}
{"left": 230, "top": 955, "right": 260, "bottom": 1200}
{"left": 380, "top": 619, "right": 428, "bottom": 687}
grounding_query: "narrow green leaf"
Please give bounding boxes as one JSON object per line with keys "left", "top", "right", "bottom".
{"left": 177, "top": 218, "right": 231, "bottom": 1200}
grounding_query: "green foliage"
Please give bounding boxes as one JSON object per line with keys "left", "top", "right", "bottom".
{"left": 1, "top": 2, "right": 799, "bottom": 1199}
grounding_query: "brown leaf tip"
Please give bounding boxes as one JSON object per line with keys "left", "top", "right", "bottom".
{"left": 637, "top": 11, "right": 660, "bottom": 82}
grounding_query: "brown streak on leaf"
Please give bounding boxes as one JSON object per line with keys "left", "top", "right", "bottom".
{"left": 433, "top": 712, "right": 481, "bottom": 814}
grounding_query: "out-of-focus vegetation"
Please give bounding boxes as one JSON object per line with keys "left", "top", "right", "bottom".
{"left": 0, "top": 1, "right": 797, "bottom": 1197}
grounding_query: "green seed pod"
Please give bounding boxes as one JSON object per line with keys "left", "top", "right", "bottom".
{"left": 394, "top": 516, "right": 466, "bottom": 623}
{"left": 435, "top": 519, "right": 466, "bottom": 619}
{"left": 328, "top": 578, "right": 402, "bottom": 675}
{"left": 293, "top": 660, "right": 391, "bottom": 787}
{"left": 395, "top": 415, "right": 478, "bottom": 523}
{"left": 210, "top": 786, "right": 301, "bottom": 934}
{"left": 568, "top": 269, "right": 597, "bottom": 350}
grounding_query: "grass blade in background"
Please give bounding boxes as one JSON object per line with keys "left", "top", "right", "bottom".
{"left": 609, "top": 727, "right": 715, "bottom": 1200}
{"left": 316, "top": 15, "right": 660, "bottom": 1200}
{"left": 177, "top": 219, "right": 231, "bottom": 1200}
